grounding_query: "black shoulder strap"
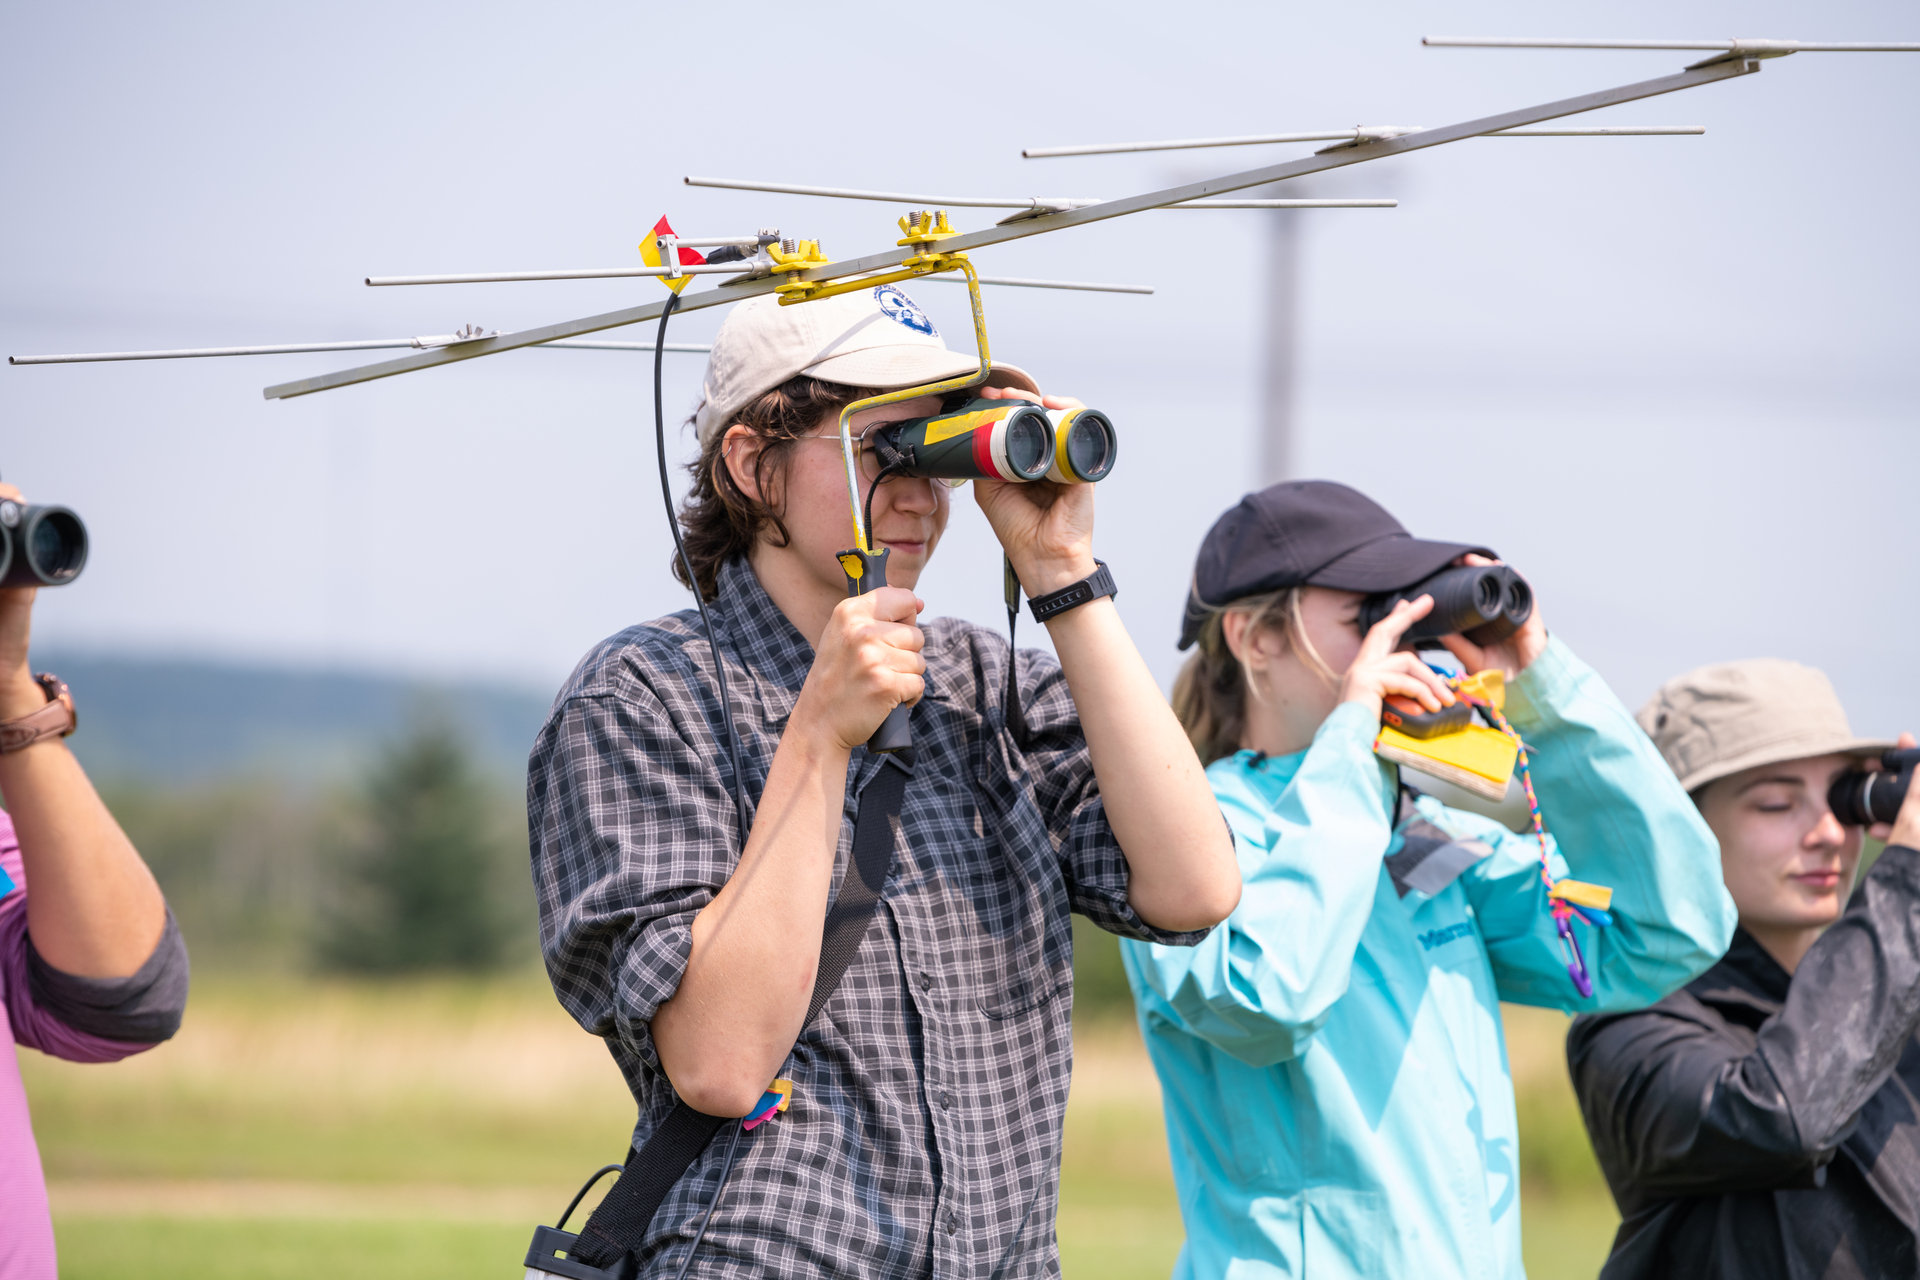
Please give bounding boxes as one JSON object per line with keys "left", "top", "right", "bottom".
{"left": 567, "top": 753, "right": 913, "bottom": 1271}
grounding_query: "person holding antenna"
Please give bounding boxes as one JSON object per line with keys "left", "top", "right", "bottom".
{"left": 526, "top": 288, "right": 1239, "bottom": 1278}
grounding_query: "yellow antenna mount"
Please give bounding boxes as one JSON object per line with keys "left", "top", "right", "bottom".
{"left": 767, "top": 237, "right": 833, "bottom": 302}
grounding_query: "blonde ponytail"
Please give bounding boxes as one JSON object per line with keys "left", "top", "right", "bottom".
{"left": 1171, "top": 588, "right": 1335, "bottom": 764}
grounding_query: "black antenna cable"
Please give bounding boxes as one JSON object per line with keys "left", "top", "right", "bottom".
{"left": 646, "top": 287, "right": 756, "bottom": 1278}
{"left": 655, "top": 288, "right": 751, "bottom": 838}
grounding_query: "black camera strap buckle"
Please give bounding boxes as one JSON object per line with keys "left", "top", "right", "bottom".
{"left": 524, "top": 1224, "right": 635, "bottom": 1280}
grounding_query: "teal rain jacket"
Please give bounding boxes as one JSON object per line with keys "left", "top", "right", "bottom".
{"left": 1121, "top": 638, "right": 1735, "bottom": 1279}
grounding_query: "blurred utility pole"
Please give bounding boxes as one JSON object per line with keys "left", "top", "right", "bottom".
{"left": 1259, "top": 201, "right": 1305, "bottom": 486}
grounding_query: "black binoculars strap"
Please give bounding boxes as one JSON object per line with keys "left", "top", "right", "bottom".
{"left": 570, "top": 754, "right": 913, "bottom": 1270}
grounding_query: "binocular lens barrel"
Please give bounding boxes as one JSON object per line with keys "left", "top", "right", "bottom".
{"left": 0, "top": 501, "right": 88, "bottom": 588}
{"left": 1828, "top": 747, "right": 1919, "bottom": 827}
{"left": 874, "top": 398, "right": 1056, "bottom": 483}
{"left": 1356, "top": 564, "right": 1532, "bottom": 646}
{"left": 1501, "top": 574, "right": 1533, "bottom": 634}
{"left": 1044, "top": 408, "right": 1118, "bottom": 484}
{"left": 871, "top": 398, "right": 1120, "bottom": 486}
{"left": 1001, "top": 412, "right": 1053, "bottom": 480}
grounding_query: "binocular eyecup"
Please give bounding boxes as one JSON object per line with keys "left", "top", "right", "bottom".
{"left": 1828, "top": 747, "right": 1919, "bottom": 828}
{"left": 870, "top": 398, "right": 1117, "bottom": 486}
{"left": 1356, "top": 564, "right": 1532, "bottom": 647}
{"left": 0, "top": 500, "right": 88, "bottom": 588}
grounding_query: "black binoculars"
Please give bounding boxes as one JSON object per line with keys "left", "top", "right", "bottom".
{"left": 870, "top": 397, "right": 1118, "bottom": 485}
{"left": 0, "top": 497, "right": 88, "bottom": 588}
{"left": 1829, "top": 748, "right": 1919, "bottom": 828}
{"left": 1356, "top": 564, "right": 1532, "bottom": 647}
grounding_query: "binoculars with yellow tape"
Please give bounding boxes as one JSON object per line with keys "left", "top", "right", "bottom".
{"left": 0, "top": 496, "right": 88, "bottom": 588}
{"left": 869, "top": 397, "right": 1117, "bottom": 485}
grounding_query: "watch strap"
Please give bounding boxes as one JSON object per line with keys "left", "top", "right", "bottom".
{"left": 1027, "top": 561, "right": 1117, "bottom": 623}
{"left": 0, "top": 673, "right": 75, "bottom": 754}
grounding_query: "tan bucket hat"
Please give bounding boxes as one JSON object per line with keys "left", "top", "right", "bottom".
{"left": 1636, "top": 658, "right": 1892, "bottom": 793}
{"left": 692, "top": 285, "right": 1037, "bottom": 448}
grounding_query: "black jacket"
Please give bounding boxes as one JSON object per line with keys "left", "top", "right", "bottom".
{"left": 1568, "top": 845, "right": 1920, "bottom": 1280}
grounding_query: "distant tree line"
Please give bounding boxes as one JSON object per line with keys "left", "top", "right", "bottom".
{"left": 97, "top": 706, "right": 533, "bottom": 976}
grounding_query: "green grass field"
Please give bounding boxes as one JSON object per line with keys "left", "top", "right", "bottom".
{"left": 24, "top": 976, "right": 1618, "bottom": 1279}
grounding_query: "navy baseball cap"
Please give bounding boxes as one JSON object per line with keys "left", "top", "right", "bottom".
{"left": 1178, "top": 481, "right": 1493, "bottom": 650}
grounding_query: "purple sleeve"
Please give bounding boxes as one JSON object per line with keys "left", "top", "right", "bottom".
{"left": 0, "top": 814, "right": 157, "bottom": 1064}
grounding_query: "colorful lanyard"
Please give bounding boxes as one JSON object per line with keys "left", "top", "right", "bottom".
{"left": 1432, "top": 664, "right": 1613, "bottom": 999}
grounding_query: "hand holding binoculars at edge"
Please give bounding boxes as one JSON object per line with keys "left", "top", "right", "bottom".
{"left": 969, "top": 386, "right": 1099, "bottom": 598}
{"left": 1434, "top": 552, "right": 1549, "bottom": 680}
{"left": 791, "top": 586, "right": 928, "bottom": 753}
{"left": 1871, "top": 731, "right": 1920, "bottom": 852}
{"left": 1339, "top": 595, "right": 1458, "bottom": 722}
{"left": 0, "top": 482, "right": 42, "bottom": 723}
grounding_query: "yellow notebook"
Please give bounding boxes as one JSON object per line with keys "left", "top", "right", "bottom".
{"left": 1375, "top": 722, "right": 1517, "bottom": 802}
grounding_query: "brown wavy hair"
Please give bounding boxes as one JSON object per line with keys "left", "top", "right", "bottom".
{"left": 672, "top": 375, "right": 873, "bottom": 601}
{"left": 1171, "top": 589, "right": 1337, "bottom": 764}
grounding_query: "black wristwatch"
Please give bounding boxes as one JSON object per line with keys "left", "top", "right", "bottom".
{"left": 1027, "top": 561, "right": 1117, "bottom": 623}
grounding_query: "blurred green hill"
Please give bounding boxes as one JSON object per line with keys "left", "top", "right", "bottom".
{"left": 30, "top": 653, "right": 543, "bottom": 974}
{"left": 42, "top": 652, "right": 553, "bottom": 786}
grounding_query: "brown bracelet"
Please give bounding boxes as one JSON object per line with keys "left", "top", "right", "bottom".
{"left": 0, "top": 673, "right": 76, "bottom": 754}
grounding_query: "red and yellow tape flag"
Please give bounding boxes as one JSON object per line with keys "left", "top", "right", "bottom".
{"left": 639, "top": 215, "right": 706, "bottom": 293}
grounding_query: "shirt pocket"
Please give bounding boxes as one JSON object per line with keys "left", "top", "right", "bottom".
{"left": 963, "top": 719, "right": 1072, "bottom": 1020}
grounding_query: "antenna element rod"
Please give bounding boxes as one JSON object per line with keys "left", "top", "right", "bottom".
{"left": 366, "top": 265, "right": 758, "bottom": 286}
{"left": 1422, "top": 36, "right": 1920, "bottom": 52}
{"left": 917, "top": 276, "right": 1154, "bottom": 295}
{"left": 12, "top": 338, "right": 710, "bottom": 364}
{"left": 1026, "top": 126, "right": 1701, "bottom": 158}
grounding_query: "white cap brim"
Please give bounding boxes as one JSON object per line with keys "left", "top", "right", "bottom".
{"left": 803, "top": 347, "right": 1036, "bottom": 399}
{"left": 692, "top": 286, "right": 1041, "bottom": 447}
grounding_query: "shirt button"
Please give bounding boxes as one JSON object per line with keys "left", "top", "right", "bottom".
{"left": 941, "top": 1091, "right": 953, "bottom": 1109}
{"left": 946, "top": 1211, "right": 959, "bottom": 1235}
{"left": 918, "top": 971, "right": 933, "bottom": 990}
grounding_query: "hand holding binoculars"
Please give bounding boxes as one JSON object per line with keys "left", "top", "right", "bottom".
{"left": 1829, "top": 747, "right": 1920, "bottom": 829}
{"left": 1357, "top": 564, "right": 1533, "bottom": 647}
{"left": 0, "top": 493, "right": 88, "bottom": 588}
{"left": 839, "top": 397, "right": 1118, "bottom": 756}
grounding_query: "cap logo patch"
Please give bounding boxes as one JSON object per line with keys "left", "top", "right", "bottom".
{"left": 874, "top": 285, "right": 936, "bottom": 337}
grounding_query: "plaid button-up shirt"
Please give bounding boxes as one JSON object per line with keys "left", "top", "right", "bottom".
{"left": 529, "top": 557, "right": 1206, "bottom": 1279}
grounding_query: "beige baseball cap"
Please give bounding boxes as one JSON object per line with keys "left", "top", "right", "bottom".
{"left": 692, "top": 284, "right": 1038, "bottom": 448}
{"left": 1636, "top": 658, "right": 1892, "bottom": 794}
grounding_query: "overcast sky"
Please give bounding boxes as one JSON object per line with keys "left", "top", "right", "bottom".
{"left": 2, "top": 1, "right": 1914, "bottom": 737}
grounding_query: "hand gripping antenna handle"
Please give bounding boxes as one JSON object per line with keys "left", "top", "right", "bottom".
{"left": 837, "top": 546, "right": 914, "bottom": 755}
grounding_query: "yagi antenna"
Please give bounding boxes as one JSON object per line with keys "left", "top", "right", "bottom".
{"left": 1024, "top": 125, "right": 1703, "bottom": 159}
{"left": 249, "top": 51, "right": 1787, "bottom": 401}
{"left": 14, "top": 36, "right": 1916, "bottom": 398}
{"left": 684, "top": 175, "right": 1397, "bottom": 220}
